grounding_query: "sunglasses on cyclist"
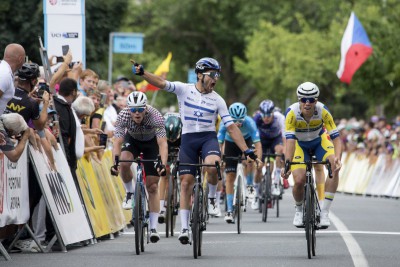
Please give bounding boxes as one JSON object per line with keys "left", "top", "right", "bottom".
{"left": 299, "top": 97, "right": 317, "bottom": 103}
{"left": 202, "top": 71, "right": 221, "bottom": 79}
{"left": 130, "top": 107, "right": 146, "bottom": 113}
{"left": 261, "top": 112, "right": 273, "bottom": 118}
{"left": 233, "top": 118, "right": 244, "bottom": 123}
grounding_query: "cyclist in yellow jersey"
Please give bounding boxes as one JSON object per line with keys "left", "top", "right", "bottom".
{"left": 282, "top": 82, "right": 342, "bottom": 228}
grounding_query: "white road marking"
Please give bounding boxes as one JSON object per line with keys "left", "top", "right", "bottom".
{"left": 123, "top": 230, "right": 400, "bottom": 235}
{"left": 330, "top": 211, "right": 369, "bottom": 267}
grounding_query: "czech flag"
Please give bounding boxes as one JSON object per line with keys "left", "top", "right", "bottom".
{"left": 337, "top": 12, "right": 373, "bottom": 84}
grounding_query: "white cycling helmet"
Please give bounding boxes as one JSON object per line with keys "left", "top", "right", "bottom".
{"left": 127, "top": 91, "right": 147, "bottom": 107}
{"left": 296, "top": 82, "right": 320, "bottom": 98}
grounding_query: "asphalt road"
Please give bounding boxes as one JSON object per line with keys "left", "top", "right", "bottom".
{"left": 3, "top": 189, "right": 400, "bottom": 267}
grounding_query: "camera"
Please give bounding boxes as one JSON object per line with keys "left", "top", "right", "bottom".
{"left": 37, "top": 82, "right": 50, "bottom": 98}
{"left": 68, "top": 61, "right": 79, "bottom": 69}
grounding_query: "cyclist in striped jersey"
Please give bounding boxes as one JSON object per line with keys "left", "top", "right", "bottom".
{"left": 110, "top": 91, "right": 168, "bottom": 243}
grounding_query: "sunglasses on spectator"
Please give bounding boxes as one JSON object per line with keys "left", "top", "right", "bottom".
{"left": 130, "top": 107, "right": 146, "bottom": 113}
{"left": 203, "top": 71, "right": 221, "bottom": 79}
{"left": 299, "top": 97, "right": 317, "bottom": 103}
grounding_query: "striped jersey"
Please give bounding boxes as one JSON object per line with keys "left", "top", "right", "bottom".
{"left": 114, "top": 105, "right": 166, "bottom": 141}
{"left": 163, "top": 81, "right": 233, "bottom": 134}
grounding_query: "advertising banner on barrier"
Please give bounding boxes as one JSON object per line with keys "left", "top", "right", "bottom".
{"left": 0, "top": 149, "right": 29, "bottom": 227}
{"left": 76, "top": 157, "right": 112, "bottom": 237}
{"left": 102, "top": 150, "right": 132, "bottom": 223}
{"left": 91, "top": 159, "right": 125, "bottom": 232}
{"left": 29, "top": 145, "right": 92, "bottom": 245}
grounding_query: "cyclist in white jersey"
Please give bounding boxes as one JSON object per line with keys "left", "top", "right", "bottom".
{"left": 132, "top": 57, "right": 259, "bottom": 244}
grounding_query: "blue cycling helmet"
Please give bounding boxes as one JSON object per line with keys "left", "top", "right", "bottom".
{"left": 229, "top": 102, "right": 247, "bottom": 120}
{"left": 195, "top": 57, "right": 221, "bottom": 73}
{"left": 259, "top": 100, "right": 275, "bottom": 115}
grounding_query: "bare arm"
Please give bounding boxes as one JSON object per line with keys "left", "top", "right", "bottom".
{"left": 139, "top": 69, "right": 167, "bottom": 89}
{"left": 112, "top": 136, "right": 124, "bottom": 163}
{"left": 226, "top": 124, "right": 248, "bottom": 152}
{"left": 157, "top": 137, "right": 168, "bottom": 166}
{"left": 3, "top": 130, "right": 30, "bottom": 163}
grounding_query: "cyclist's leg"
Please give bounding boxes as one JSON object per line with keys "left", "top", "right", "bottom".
{"left": 201, "top": 132, "right": 221, "bottom": 215}
{"left": 315, "top": 133, "right": 337, "bottom": 225}
{"left": 291, "top": 141, "right": 307, "bottom": 226}
{"left": 120, "top": 135, "right": 138, "bottom": 209}
{"left": 313, "top": 164, "right": 325, "bottom": 207}
{"left": 178, "top": 133, "right": 200, "bottom": 241}
{"left": 158, "top": 167, "right": 168, "bottom": 218}
{"left": 223, "top": 140, "right": 240, "bottom": 218}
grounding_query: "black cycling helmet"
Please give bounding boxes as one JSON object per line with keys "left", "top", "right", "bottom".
{"left": 17, "top": 63, "right": 40, "bottom": 81}
{"left": 195, "top": 57, "right": 221, "bottom": 73}
{"left": 165, "top": 115, "right": 182, "bottom": 142}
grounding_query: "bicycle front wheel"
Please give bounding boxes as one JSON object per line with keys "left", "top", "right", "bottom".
{"left": 191, "top": 184, "right": 200, "bottom": 259}
{"left": 262, "top": 169, "right": 271, "bottom": 222}
{"left": 166, "top": 173, "right": 174, "bottom": 238}
{"left": 236, "top": 174, "right": 242, "bottom": 234}
{"left": 134, "top": 184, "right": 142, "bottom": 255}
{"left": 305, "top": 183, "right": 314, "bottom": 259}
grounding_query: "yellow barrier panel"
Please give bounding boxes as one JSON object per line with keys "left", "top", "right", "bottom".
{"left": 76, "top": 157, "right": 111, "bottom": 238}
{"left": 91, "top": 158, "right": 125, "bottom": 232}
{"left": 101, "top": 150, "right": 132, "bottom": 224}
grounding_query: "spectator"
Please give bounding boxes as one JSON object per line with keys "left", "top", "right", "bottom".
{"left": 97, "top": 80, "right": 118, "bottom": 136}
{"left": 0, "top": 113, "right": 30, "bottom": 162}
{"left": 0, "top": 43, "right": 25, "bottom": 116}
{"left": 53, "top": 78, "right": 79, "bottom": 185}
{"left": 78, "top": 69, "right": 98, "bottom": 96}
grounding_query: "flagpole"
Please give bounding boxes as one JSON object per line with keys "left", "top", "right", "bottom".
{"left": 150, "top": 90, "right": 159, "bottom": 106}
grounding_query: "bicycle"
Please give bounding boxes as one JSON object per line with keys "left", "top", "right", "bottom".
{"left": 165, "top": 149, "right": 180, "bottom": 238}
{"left": 222, "top": 155, "right": 247, "bottom": 234}
{"left": 284, "top": 152, "right": 332, "bottom": 259}
{"left": 175, "top": 159, "right": 222, "bottom": 259}
{"left": 116, "top": 154, "right": 162, "bottom": 255}
{"left": 259, "top": 151, "right": 284, "bottom": 222}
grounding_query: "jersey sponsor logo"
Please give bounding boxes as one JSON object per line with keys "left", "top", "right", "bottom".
{"left": 6, "top": 103, "right": 26, "bottom": 113}
{"left": 295, "top": 156, "right": 302, "bottom": 159}
{"left": 187, "top": 97, "right": 195, "bottom": 102}
{"left": 123, "top": 142, "right": 131, "bottom": 148}
{"left": 193, "top": 110, "right": 203, "bottom": 117}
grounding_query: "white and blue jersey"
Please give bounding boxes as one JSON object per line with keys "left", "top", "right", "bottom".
{"left": 217, "top": 116, "right": 260, "bottom": 144}
{"left": 163, "top": 81, "right": 234, "bottom": 134}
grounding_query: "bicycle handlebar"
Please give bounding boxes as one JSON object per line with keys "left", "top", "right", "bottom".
{"left": 284, "top": 159, "right": 333, "bottom": 178}
{"left": 222, "top": 155, "right": 247, "bottom": 162}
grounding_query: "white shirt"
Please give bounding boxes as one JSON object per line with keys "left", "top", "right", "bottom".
{"left": 103, "top": 104, "right": 118, "bottom": 132}
{"left": 0, "top": 60, "right": 15, "bottom": 115}
{"left": 163, "top": 81, "right": 233, "bottom": 134}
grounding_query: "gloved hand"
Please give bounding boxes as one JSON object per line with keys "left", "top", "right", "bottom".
{"left": 244, "top": 148, "right": 257, "bottom": 160}
{"left": 131, "top": 59, "right": 144, "bottom": 76}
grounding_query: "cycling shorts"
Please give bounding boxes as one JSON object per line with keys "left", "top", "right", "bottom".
{"left": 291, "top": 132, "right": 334, "bottom": 171}
{"left": 224, "top": 138, "right": 252, "bottom": 173}
{"left": 179, "top": 131, "right": 220, "bottom": 176}
{"left": 121, "top": 134, "right": 159, "bottom": 176}
{"left": 261, "top": 135, "right": 283, "bottom": 162}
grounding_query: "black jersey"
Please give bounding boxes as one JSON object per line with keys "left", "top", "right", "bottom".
{"left": 5, "top": 87, "right": 40, "bottom": 123}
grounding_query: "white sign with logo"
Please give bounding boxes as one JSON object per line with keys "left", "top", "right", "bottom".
{"left": 43, "top": 0, "right": 86, "bottom": 67}
{"left": 0, "top": 149, "right": 29, "bottom": 227}
{"left": 29, "top": 145, "right": 92, "bottom": 245}
{"left": 44, "top": 0, "right": 84, "bottom": 15}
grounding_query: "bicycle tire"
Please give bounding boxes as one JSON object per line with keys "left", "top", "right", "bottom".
{"left": 262, "top": 169, "right": 271, "bottom": 222}
{"left": 305, "top": 183, "right": 313, "bottom": 259}
{"left": 236, "top": 174, "right": 242, "bottom": 234}
{"left": 198, "top": 186, "right": 205, "bottom": 257}
{"left": 171, "top": 181, "right": 178, "bottom": 237}
{"left": 166, "top": 172, "right": 174, "bottom": 238}
{"left": 141, "top": 187, "right": 147, "bottom": 253}
{"left": 312, "top": 190, "right": 317, "bottom": 256}
{"left": 191, "top": 184, "right": 200, "bottom": 259}
{"left": 134, "top": 184, "right": 142, "bottom": 255}
{"left": 275, "top": 195, "right": 279, "bottom": 218}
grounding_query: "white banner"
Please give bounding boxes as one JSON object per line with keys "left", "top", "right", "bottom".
{"left": 44, "top": 0, "right": 84, "bottom": 15}
{"left": 29, "top": 145, "right": 92, "bottom": 245}
{"left": 45, "top": 14, "right": 85, "bottom": 67}
{"left": 0, "top": 149, "right": 29, "bottom": 227}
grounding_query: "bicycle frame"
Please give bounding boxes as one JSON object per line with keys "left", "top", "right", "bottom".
{"left": 117, "top": 154, "right": 162, "bottom": 255}
{"left": 285, "top": 155, "right": 332, "bottom": 259}
{"left": 176, "top": 160, "right": 222, "bottom": 259}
